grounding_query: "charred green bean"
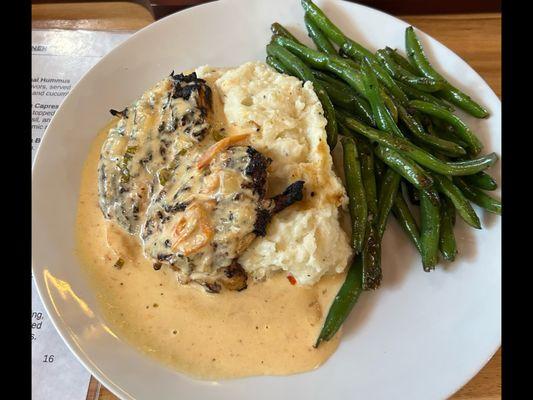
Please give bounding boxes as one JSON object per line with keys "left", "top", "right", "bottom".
{"left": 304, "top": 13, "right": 336, "bottom": 54}
{"left": 420, "top": 188, "right": 441, "bottom": 271}
{"left": 405, "top": 26, "right": 489, "bottom": 118}
{"left": 432, "top": 174, "right": 481, "bottom": 229}
{"left": 409, "top": 100, "right": 483, "bottom": 155}
{"left": 342, "top": 136, "right": 368, "bottom": 253}
{"left": 454, "top": 178, "right": 502, "bottom": 215}
{"left": 338, "top": 111, "right": 498, "bottom": 176}
{"left": 439, "top": 197, "right": 457, "bottom": 261}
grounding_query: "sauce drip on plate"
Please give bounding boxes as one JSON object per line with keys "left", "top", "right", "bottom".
{"left": 75, "top": 122, "right": 345, "bottom": 379}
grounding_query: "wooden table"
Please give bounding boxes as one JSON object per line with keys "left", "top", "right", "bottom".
{"left": 32, "top": 2, "right": 501, "bottom": 399}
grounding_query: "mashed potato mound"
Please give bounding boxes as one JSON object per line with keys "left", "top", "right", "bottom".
{"left": 197, "top": 62, "right": 352, "bottom": 285}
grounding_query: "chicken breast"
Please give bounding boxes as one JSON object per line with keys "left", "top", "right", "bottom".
{"left": 97, "top": 72, "right": 212, "bottom": 234}
{"left": 141, "top": 144, "right": 304, "bottom": 292}
{"left": 98, "top": 71, "right": 304, "bottom": 291}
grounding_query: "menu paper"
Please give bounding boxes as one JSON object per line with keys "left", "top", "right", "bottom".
{"left": 32, "top": 29, "right": 132, "bottom": 400}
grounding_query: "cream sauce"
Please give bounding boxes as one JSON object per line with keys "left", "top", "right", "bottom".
{"left": 76, "top": 124, "right": 346, "bottom": 379}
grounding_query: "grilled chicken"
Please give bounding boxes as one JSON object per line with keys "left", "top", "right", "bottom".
{"left": 98, "top": 71, "right": 305, "bottom": 292}
{"left": 98, "top": 72, "right": 212, "bottom": 234}
{"left": 141, "top": 144, "right": 304, "bottom": 292}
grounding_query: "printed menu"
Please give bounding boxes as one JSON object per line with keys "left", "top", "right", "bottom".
{"left": 32, "top": 29, "right": 132, "bottom": 400}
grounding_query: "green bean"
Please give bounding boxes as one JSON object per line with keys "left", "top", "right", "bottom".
{"left": 405, "top": 26, "right": 489, "bottom": 118}
{"left": 357, "top": 139, "right": 378, "bottom": 215}
{"left": 312, "top": 69, "right": 347, "bottom": 87}
{"left": 404, "top": 181, "right": 420, "bottom": 205}
{"left": 376, "top": 49, "right": 444, "bottom": 92}
{"left": 266, "top": 43, "right": 338, "bottom": 149}
{"left": 384, "top": 46, "right": 419, "bottom": 75}
{"left": 439, "top": 197, "right": 457, "bottom": 261}
{"left": 301, "top": 0, "right": 408, "bottom": 104}
{"left": 431, "top": 118, "right": 458, "bottom": 135}
{"left": 374, "top": 139, "right": 433, "bottom": 190}
{"left": 419, "top": 188, "right": 441, "bottom": 271}
{"left": 304, "top": 13, "right": 336, "bottom": 54}
{"left": 338, "top": 111, "right": 498, "bottom": 176}
{"left": 316, "top": 137, "right": 379, "bottom": 348}
{"left": 376, "top": 168, "right": 402, "bottom": 238}
{"left": 315, "top": 254, "right": 363, "bottom": 346}
{"left": 266, "top": 55, "right": 289, "bottom": 74}
{"left": 409, "top": 100, "right": 483, "bottom": 155}
{"left": 429, "top": 117, "right": 446, "bottom": 128}
{"left": 438, "top": 89, "right": 490, "bottom": 119}
{"left": 346, "top": 134, "right": 382, "bottom": 290}
{"left": 409, "top": 133, "right": 463, "bottom": 160}
{"left": 426, "top": 123, "right": 468, "bottom": 151}
{"left": 374, "top": 156, "right": 386, "bottom": 186}
{"left": 270, "top": 22, "right": 302, "bottom": 44}
{"left": 359, "top": 61, "right": 431, "bottom": 188}
{"left": 339, "top": 113, "right": 431, "bottom": 191}
{"left": 380, "top": 86, "right": 398, "bottom": 123}
{"left": 362, "top": 223, "right": 382, "bottom": 290}
{"left": 394, "top": 98, "right": 467, "bottom": 157}
{"left": 339, "top": 69, "right": 432, "bottom": 191}
{"left": 341, "top": 136, "right": 368, "bottom": 253}
{"left": 300, "top": 0, "right": 345, "bottom": 43}
{"left": 463, "top": 172, "right": 498, "bottom": 191}
{"left": 395, "top": 80, "right": 454, "bottom": 111}
{"left": 432, "top": 174, "right": 481, "bottom": 229}
{"left": 454, "top": 178, "right": 502, "bottom": 215}
{"left": 313, "top": 69, "right": 366, "bottom": 101}
{"left": 273, "top": 34, "right": 367, "bottom": 97}
{"left": 343, "top": 104, "right": 423, "bottom": 256}
{"left": 316, "top": 77, "right": 374, "bottom": 126}
{"left": 392, "top": 191, "right": 422, "bottom": 253}
{"left": 360, "top": 60, "right": 403, "bottom": 137}
{"left": 341, "top": 41, "right": 409, "bottom": 104}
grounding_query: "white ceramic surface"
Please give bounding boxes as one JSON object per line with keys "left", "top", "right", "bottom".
{"left": 32, "top": 0, "right": 501, "bottom": 399}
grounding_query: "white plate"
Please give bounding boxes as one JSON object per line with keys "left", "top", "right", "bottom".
{"left": 32, "top": 0, "right": 501, "bottom": 399}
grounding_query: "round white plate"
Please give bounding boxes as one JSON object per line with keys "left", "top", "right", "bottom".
{"left": 32, "top": 0, "right": 501, "bottom": 399}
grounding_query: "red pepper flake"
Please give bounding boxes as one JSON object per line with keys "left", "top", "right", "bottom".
{"left": 287, "top": 275, "right": 297, "bottom": 285}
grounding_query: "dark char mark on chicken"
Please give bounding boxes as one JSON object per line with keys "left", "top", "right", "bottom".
{"left": 240, "top": 146, "right": 305, "bottom": 237}
{"left": 253, "top": 180, "right": 305, "bottom": 237}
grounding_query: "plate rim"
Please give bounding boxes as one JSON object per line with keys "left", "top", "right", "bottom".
{"left": 31, "top": 1, "right": 501, "bottom": 399}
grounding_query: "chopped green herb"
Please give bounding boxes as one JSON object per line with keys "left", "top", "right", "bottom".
{"left": 212, "top": 129, "right": 226, "bottom": 141}
{"left": 125, "top": 146, "right": 138, "bottom": 155}
{"left": 158, "top": 168, "right": 171, "bottom": 186}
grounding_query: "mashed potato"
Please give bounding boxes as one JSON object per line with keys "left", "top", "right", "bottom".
{"left": 197, "top": 62, "right": 353, "bottom": 285}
